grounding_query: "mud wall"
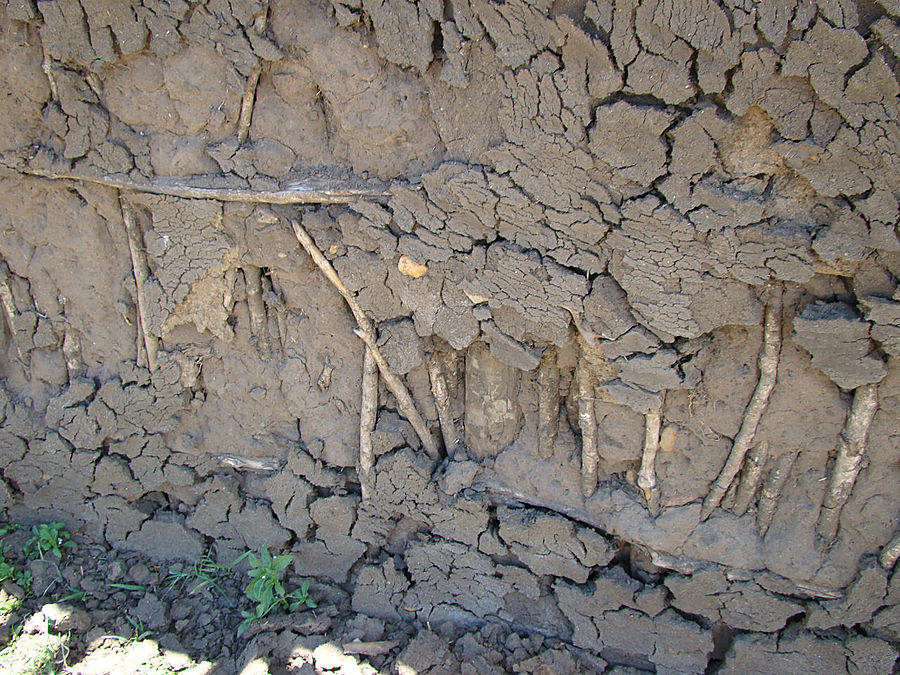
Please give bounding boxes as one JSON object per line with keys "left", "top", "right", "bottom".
{"left": 0, "top": 0, "right": 899, "bottom": 671}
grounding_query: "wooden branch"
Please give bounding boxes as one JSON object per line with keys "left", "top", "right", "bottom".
{"left": 817, "top": 383, "right": 880, "bottom": 543}
{"left": 428, "top": 355, "right": 459, "bottom": 458}
{"left": 290, "top": 219, "right": 373, "bottom": 334}
{"left": 732, "top": 441, "right": 769, "bottom": 516}
{"left": 359, "top": 345, "right": 378, "bottom": 500}
{"left": 701, "top": 285, "right": 782, "bottom": 520}
{"left": 62, "top": 330, "right": 82, "bottom": 379}
{"left": 637, "top": 408, "right": 662, "bottom": 516}
{"left": 120, "top": 200, "right": 159, "bottom": 372}
{"left": 757, "top": 448, "right": 799, "bottom": 536}
{"left": 22, "top": 167, "right": 390, "bottom": 205}
{"left": 537, "top": 346, "right": 560, "bottom": 459}
{"left": 577, "top": 359, "right": 599, "bottom": 498}
{"left": 237, "top": 62, "right": 262, "bottom": 146}
{"left": 354, "top": 329, "right": 439, "bottom": 460}
{"left": 243, "top": 265, "right": 270, "bottom": 356}
{"left": 880, "top": 533, "right": 900, "bottom": 570}
{"left": 0, "top": 265, "right": 25, "bottom": 364}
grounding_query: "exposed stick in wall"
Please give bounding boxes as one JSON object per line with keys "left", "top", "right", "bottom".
{"left": 577, "top": 358, "right": 599, "bottom": 498}
{"left": 359, "top": 345, "right": 378, "bottom": 500}
{"left": 701, "top": 284, "right": 782, "bottom": 520}
{"left": 880, "top": 533, "right": 900, "bottom": 570}
{"left": 732, "top": 441, "right": 770, "bottom": 516}
{"left": 243, "top": 265, "right": 270, "bottom": 356}
{"left": 355, "top": 328, "right": 439, "bottom": 460}
{"left": 732, "top": 441, "right": 769, "bottom": 516}
{"left": 62, "top": 330, "right": 83, "bottom": 379}
{"left": 290, "top": 217, "right": 439, "bottom": 460}
{"left": 637, "top": 407, "right": 662, "bottom": 516}
{"left": 41, "top": 46, "right": 59, "bottom": 101}
{"left": 21, "top": 168, "right": 391, "bottom": 205}
{"left": 537, "top": 346, "right": 559, "bottom": 460}
{"left": 0, "top": 264, "right": 25, "bottom": 364}
{"left": 817, "top": 382, "right": 880, "bottom": 544}
{"left": 120, "top": 200, "right": 159, "bottom": 372}
{"left": 428, "top": 355, "right": 459, "bottom": 458}
{"left": 237, "top": 62, "right": 262, "bottom": 146}
{"left": 756, "top": 447, "right": 799, "bottom": 536}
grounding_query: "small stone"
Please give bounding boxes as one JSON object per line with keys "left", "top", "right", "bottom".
{"left": 398, "top": 255, "right": 428, "bottom": 278}
{"left": 39, "top": 603, "right": 92, "bottom": 634}
{"left": 135, "top": 593, "right": 169, "bottom": 631}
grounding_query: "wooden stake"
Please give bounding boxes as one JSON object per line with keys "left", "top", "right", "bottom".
{"left": 880, "top": 533, "right": 900, "bottom": 570}
{"left": 757, "top": 448, "right": 799, "bottom": 536}
{"left": 701, "top": 285, "right": 782, "bottom": 519}
{"left": 289, "top": 217, "right": 439, "bottom": 460}
{"left": 732, "top": 441, "right": 770, "bottom": 516}
{"left": 0, "top": 265, "right": 25, "bottom": 364}
{"left": 237, "top": 62, "right": 262, "bottom": 146}
{"left": 577, "top": 359, "right": 599, "bottom": 498}
{"left": 428, "top": 355, "right": 459, "bottom": 457}
{"left": 243, "top": 265, "right": 270, "bottom": 355}
{"left": 354, "top": 328, "right": 439, "bottom": 460}
{"left": 817, "top": 383, "right": 880, "bottom": 543}
{"left": 359, "top": 346, "right": 378, "bottom": 500}
{"left": 120, "top": 200, "right": 159, "bottom": 372}
{"left": 22, "top": 168, "right": 390, "bottom": 205}
{"left": 537, "top": 346, "right": 560, "bottom": 459}
{"left": 637, "top": 408, "right": 662, "bottom": 516}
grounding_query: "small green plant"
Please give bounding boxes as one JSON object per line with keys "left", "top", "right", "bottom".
{"left": 108, "top": 583, "right": 147, "bottom": 593}
{"left": 23, "top": 523, "right": 75, "bottom": 561}
{"left": 166, "top": 550, "right": 233, "bottom": 599}
{"left": 0, "top": 524, "right": 31, "bottom": 598}
{"left": 235, "top": 547, "right": 316, "bottom": 637}
{"left": 125, "top": 615, "right": 154, "bottom": 642}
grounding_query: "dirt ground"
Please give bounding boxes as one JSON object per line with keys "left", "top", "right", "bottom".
{"left": 0, "top": 0, "right": 899, "bottom": 672}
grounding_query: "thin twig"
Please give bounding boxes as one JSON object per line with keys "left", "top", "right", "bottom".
{"left": 62, "top": 330, "right": 82, "bottom": 380}
{"left": 701, "top": 285, "right": 782, "bottom": 520}
{"left": 817, "top": 383, "right": 880, "bottom": 543}
{"left": 237, "top": 62, "right": 262, "bottom": 146}
{"left": 354, "top": 328, "right": 439, "bottom": 460}
{"left": 120, "top": 200, "right": 159, "bottom": 372}
{"left": 637, "top": 408, "right": 662, "bottom": 516}
{"left": 21, "top": 167, "right": 390, "bottom": 204}
{"left": 0, "top": 265, "right": 25, "bottom": 363}
{"left": 732, "top": 441, "right": 769, "bottom": 516}
{"left": 577, "top": 359, "right": 599, "bottom": 498}
{"left": 537, "top": 346, "right": 560, "bottom": 459}
{"left": 359, "top": 345, "right": 378, "bottom": 500}
{"left": 757, "top": 448, "right": 799, "bottom": 536}
{"left": 880, "top": 533, "right": 900, "bottom": 570}
{"left": 428, "top": 355, "right": 459, "bottom": 458}
{"left": 41, "top": 45, "right": 58, "bottom": 101}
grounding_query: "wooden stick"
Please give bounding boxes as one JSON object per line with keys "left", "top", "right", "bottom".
{"left": 290, "top": 219, "right": 373, "bottom": 334}
{"left": 62, "top": 330, "right": 82, "bottom": 379}
{"left": 577, "top": 360, "right": 599, "bottom": 498}
{"left": 0, "top": 265, "right": 25, "bottom": 363}
{"left": 359, "top": 345, "right": 378, "bottom": 500}
{"left": 732, "top": 441, "right": 769, "bottom": 516}
{"left": 817, "top": 383, "right": 880, "bottom": 543}
{"left": 880, "top": 533, "right": 900, "bottom": 570}
{"left": 41, "top": 45, "right": 59, "bottom": 101}
{"left": 701, "top": 285, "right": 782, "bottom": 519}
{"left": 354, "top": 328, "right": 439, "bottom": 460}
{"left": 21, "top": 167, "right": 390, "bottom": 204}
{"left": 537, "top": 346, "right": 560, "bottom": 459}
{"left": 428, "top": 355, "right": 459, "bottom": 457}
{"left": 237, "top": 62, "right": 262, "bottom": 146}
{"left": 243, "top": 265, "right": 270, "bottom": 355}
{"left": 637, "top": 408, "right": 662, "bottom": 516}
{"left": 757, "top": 448, "right": 799, "bottom": 536}
{"left": 120, "top": 200, "right": 159, "bottom": 372}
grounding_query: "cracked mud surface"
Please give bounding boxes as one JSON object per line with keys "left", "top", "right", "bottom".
{"left": 0, "top": 0, "right": 899, "bottom": 671}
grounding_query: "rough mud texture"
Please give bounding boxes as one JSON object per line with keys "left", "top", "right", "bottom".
{"left": 0, "top": 0, "right": 899, "bottom": 672}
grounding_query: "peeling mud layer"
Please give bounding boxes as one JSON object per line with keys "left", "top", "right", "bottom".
{"left": 0, "top": 0, "right": 900, "bottom": 672}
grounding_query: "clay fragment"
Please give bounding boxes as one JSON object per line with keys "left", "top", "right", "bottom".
{"left": 817, "top": 383, "right": 880, "bottom": 543}
{"left": 702, "top": 285, "right": 782, "bottom": 520}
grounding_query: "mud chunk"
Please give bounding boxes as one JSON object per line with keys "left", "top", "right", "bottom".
{"left": 124, "top": 517, "right": 203, "bottom": 563}
{"left": 393, "top": 629, "right": 460, "bottom": 675}
{"left": 792, "top": 302, "right": 887, "bottom": 389}
{"left": 807, "top": 560, "right": 888, "bottom": 629}
{"left": 465, "top": 341, "right": 520, "bottom": 458}
{"left": 721, "top": 632, "right": 847, "bottom": 674}
{"left": 497, "top": 507, "right": 614, "bottom": 583}
{"left": 474, "top": 0, "right": 562, "bottom": 68}
{"left": 845, "top": 636, "right": 898, "bottom": 675}
{"left": 363, "top": 0, "right": 441, "bottom": 73}
{"left": 134, "top": 593, "right": 169, "bottom": 632}
{"left": 352, "top": 560, "right": 409, "bottom": 621}
{"left": 590, "top": 102, "right": 673, "bottom": 188}
{"left": 481, "top": 320, "right": 542, "bottom": 372}
{"left": 378, "top": 318, "right": 424, "bottom": 375}
{"left": 33, "top": 603, "right": 92, "bottom": 634}
{"left": 583, "top": 277, "right": 636, "bottom": 340}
